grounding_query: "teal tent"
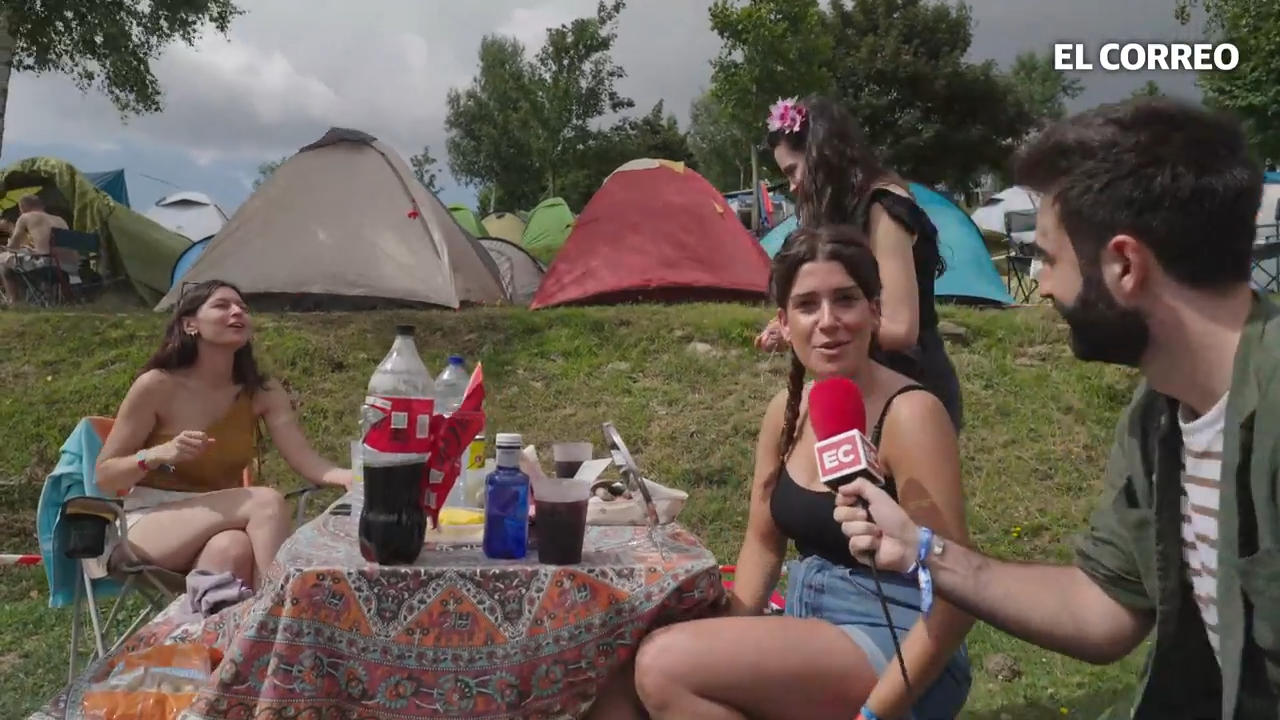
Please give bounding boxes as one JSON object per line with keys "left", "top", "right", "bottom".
{"left": 85, "top": 169, "right": 130, "bottom": 207}
{"left": 757, "top": 183, "right": 1012, "bottom": 305}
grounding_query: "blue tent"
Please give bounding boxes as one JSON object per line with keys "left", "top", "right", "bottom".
{"left": 757, "top": 183, "right": 1013, "bottom": 305}
{"left": 85, "top": 169, "right": 130, "bottom": 207}
{"left": 170, "top": 236, "right": 211, "bottom": 290}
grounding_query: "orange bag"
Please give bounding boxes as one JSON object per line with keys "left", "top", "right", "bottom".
{"left": 81, "top": 644, "right": 222, "bottom": 719}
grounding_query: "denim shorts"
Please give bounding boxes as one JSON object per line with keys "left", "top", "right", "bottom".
{"left": 786, "top": 554, "right": 971, "bottom": 719}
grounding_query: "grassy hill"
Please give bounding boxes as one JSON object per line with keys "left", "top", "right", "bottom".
{"left": 0, "top": 303, "right": 1142, "bottom": 718}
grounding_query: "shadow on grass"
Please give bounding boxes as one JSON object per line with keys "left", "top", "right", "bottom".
{"left": 962, "top": 687, "right": 1132, "bottom": 719}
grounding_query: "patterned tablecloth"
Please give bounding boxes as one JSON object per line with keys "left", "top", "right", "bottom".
{"left": 34, "top": 499, "right": 725, "bottom": 719}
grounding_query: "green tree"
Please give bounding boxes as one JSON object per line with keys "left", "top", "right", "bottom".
{"left": 708, "top": 0, "right": 833, "bottom": 228}
{"left": 445, "top": 2, "right": 634, "bottom": 211}
{"left": 409, "top": 146, "right": 441, "bottom": 193}
{"left": 1130, "top": 80, "right": 1164, "bottom": 98}
{"left": 0, "top": 0, "right": 244, "bottom": 154}
{"left": 826, "top": 0, "right": 1034, "bottom": 189}
{"left": 558, "top": 100, "right": 694, "bottom": 208}
{"left": 1005, "top": 49, "right": 1085, "bottom": 123}
{"left": 253, "top": 156, "right": 288, "bottom": 190}
{"left": 687, "top": 88, "right": 754, "bottom": 191}
{"left": 445, "top": 35, "right": 544, "bottom": 211}
{"left": 527, "top": 0, "right": 634, "bottom": 197}
{"left": 1189, "top": 0, "right": 1280, "bottom": 160}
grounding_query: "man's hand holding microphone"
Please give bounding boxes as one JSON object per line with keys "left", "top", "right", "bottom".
{"left": 833, "top": 479, "right": 920, "bottom": 573}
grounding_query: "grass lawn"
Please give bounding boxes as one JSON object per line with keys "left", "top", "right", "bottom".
{"left": 0, "top": 301, "right": 1144, "bottom": 718}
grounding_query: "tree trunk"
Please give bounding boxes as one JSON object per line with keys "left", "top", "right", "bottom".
{"left": 0, "top": 17, "right": 14, "bottom": 159}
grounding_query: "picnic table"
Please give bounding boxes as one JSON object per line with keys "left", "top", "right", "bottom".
{"left": 33, "top": 494, "right": 725, "bottom": 719}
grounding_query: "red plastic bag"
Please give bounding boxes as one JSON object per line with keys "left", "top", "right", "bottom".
{"left": 81, "top": 643, "right": 222, "bottom": 719}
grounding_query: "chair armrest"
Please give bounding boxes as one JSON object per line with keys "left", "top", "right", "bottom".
{"left": 283, "top": 485, "right": 325, "bottom": 500}
{"left": 61, "top": 496, "right": 123, "bottom": 519}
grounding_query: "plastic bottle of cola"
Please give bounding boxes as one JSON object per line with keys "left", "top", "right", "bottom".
{"left": 361, "top": 325, "right": 435, "bottom": 455}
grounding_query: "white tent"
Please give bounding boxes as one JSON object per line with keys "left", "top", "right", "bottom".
{"left": 971, "top": 186, "right": 1038, "bottom": 245}
{"left": 144, "top": 191, "right": 229, "bottom": 243}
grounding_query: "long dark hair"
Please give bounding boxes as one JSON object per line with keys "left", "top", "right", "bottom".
{"left": 141, "top": 280, "right": 269, "bottom": 393}
{"left": 766, "top": 95, "right": 905, "bottom": 226}
{"left": 767, "top": 225, "right": 882, "bottom": 489}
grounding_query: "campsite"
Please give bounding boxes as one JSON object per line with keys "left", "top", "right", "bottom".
{"left": 3, "top": 0, "right": 1278, "bottom": 717}
{"left": 0, "top": 123, "right": 1169, "bottom": 719}
{"left": 5, "top": 117, "right": 1280, "bottom": 720}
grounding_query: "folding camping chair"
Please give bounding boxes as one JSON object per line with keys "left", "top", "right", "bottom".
{"left": 1253, "top": 202, "right": 1280, "bottom": 292}
{"left": 1003, "top": 209, "right": 1039, "bottom": 303}
{"left": 56, "top": 416, "right": 324, "bottom": 681}
{"left": 8, "top": 229, "right": 100, "bottom": 306}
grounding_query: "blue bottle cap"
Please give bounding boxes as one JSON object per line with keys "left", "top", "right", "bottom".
{"left": 449, "top": 355, "right": 464, "bottom": 365}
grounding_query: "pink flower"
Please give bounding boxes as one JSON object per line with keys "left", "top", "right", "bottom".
{"left": 766, "top": 97, "right": 806, "bottom": 133}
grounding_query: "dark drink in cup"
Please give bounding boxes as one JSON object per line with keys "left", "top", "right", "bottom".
{"left": 358, "top": 449, "right": 427, "bottom": 565}
{"left": 552, "top": 442, "right": 592, "bottom": 480}
{"left": 534, "top": 499, "right": 589, "bottom": 564}
{"left": 531, "top": 476, "right": 591, "bottom": 565}
{"left": 554, "top": 460, "right": 585, "bottom": 479}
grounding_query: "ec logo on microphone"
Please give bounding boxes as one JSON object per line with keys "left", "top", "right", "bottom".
{"left": 814, "top": 429, "right": 878, "bottom": 487}
{"left": 1053, "top": 43, "right": 1238, "bottom": 71}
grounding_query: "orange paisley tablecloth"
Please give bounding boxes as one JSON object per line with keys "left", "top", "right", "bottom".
{"left": 33, "top": 500, "right": 725, "bottom": 719}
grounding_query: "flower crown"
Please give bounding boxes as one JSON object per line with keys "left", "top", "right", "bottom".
{"left": 766, "top": 97, "right": 806, "bottom": 134}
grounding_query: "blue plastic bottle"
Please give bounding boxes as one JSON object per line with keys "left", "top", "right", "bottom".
{"left": 483, "top": 433, "right": 530, "bottom": 559}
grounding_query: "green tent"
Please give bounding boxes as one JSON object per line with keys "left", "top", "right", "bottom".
{"left": 0, "top": 157, "right": 189, "bottom": 303}
{"left": 447, "top": 203, "right": 484, "bottom": 237}
{"left": 521, "top": 197, "right": 575, "bottom": 259}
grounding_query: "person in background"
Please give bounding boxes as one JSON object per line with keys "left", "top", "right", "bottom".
{"left": 0, "top": 195, "right": 69, "bottom": 304}
{"left": 836, "top": 97, "right": 1280, "bottom": 718}
{"left": 588, "top": 225, "right": 973, "bottom": 720}
{"left": 94, "top": 280, "right": 352, "bottom": 590}
{"left": 755, "top": 97, "right": 963, "bottom": 431}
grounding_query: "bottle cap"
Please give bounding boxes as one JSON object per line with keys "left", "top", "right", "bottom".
{"left": 449, "top": 355, "right": 464, "bottom": 365}
{"left": 394, "top": 324, "right": 415, "bottom": 336}
{"left": 495, "top": 433, "right": 522, "bottom": 447}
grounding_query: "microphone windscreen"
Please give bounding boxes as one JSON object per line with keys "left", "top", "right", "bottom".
{"left": 809, "top": 376, "right": 868, "bottom": 441}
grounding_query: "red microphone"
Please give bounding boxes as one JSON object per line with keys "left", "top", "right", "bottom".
{"left": 809, "top": 376, "right": 883, "bottom": 490}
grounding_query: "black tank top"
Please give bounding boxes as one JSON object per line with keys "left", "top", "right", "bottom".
{"left": 855, "top": 187, "right": 941, "bottom": 332}
{"left": 769, "top": 385, "right": 926, "bottom": 569}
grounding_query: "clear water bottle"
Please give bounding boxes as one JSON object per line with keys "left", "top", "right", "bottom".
{"left": 483, "top": 433, "right": 530, "bottom": 560}
{"left": 434, "top": 355, "right": 468, "bottom": 416}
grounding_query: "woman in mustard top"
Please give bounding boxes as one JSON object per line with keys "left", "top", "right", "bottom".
{"left": 95, "top": 280, "right": 352, "bottom": 589}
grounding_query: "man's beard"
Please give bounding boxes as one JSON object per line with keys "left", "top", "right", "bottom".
{"left": 1053, "top": 273, "right": 1150, "bottom": 367}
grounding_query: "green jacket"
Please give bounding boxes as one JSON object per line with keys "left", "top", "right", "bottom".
{"left": 1075, "top": 296, "right": 1280, "bottom": 719}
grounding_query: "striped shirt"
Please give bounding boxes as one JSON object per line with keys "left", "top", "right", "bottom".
{"left": 1179, "top": 392, "right": 1228, "bottom": 664}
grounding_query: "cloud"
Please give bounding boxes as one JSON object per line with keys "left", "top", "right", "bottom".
{"left": 1, "top": 0, "right": 1202, "bottom": 197}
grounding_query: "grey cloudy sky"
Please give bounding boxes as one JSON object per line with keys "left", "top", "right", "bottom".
{"left": 0, "top": 0, "right": 1207, "bottom": 209}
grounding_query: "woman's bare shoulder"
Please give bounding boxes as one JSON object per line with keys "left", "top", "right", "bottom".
{"left": 131, "top": 369, "right": 173, "bottom": 395}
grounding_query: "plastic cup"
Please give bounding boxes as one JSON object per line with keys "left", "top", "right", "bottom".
{"left": 552, "top": 441, "right": 593, "bottom": 480}
{"left": 532, "top": 477, "right": 591, "bottom": 564}
{"left": 350, "top": 440, "right": 364, "bottom": 487}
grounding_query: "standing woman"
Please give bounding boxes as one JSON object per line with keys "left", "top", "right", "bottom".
{"left": 755, "top": 96, "right": 963, "bottom": 430}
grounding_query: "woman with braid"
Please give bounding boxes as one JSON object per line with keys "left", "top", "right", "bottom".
{"left": 756, "top": 97, "right": 963, "bottom": 431}
{"left": 586, "top": 226, "right": 973, "bottom": 720}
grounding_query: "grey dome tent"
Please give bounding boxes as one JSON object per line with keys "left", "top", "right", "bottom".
{"left": 479, "top": 237, "right": 545, "bottom": 305}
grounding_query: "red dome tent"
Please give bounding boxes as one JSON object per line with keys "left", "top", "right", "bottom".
{"left": 530, "top": 159, "right": 771, "bottom": 308}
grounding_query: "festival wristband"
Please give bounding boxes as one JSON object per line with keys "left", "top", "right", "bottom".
{"left": 136, "top": 451, "right": 151, "bottom": 472}
{"left": 916, "top": 526, "right": 935, "bottom": 616}
{"left": 857, "top": 705, "right": 880, "bottom": 720}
